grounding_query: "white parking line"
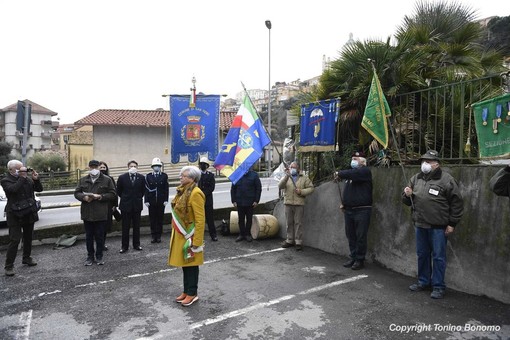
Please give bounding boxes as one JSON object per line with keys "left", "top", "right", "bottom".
{"left": 138, "top": 275, "right": 369, "bottom": 339}
{"left": 16, "top": 309, "right": 32, "bottom": 340}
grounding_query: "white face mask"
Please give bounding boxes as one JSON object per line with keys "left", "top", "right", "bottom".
{"left": 421, "top": 162, "right": 432, "bottom": 174}
{"left": 89, "top": 169, "right": 100, "bottom": 176}
{"left": 152, "top": 166, "right": 161, "bottom": 172}
{"left": 290, "top": 168, "right": 298, "bottom": 176}
{"left": 14, "top": 169, "right": 19, "bottom": 177}
{"left": 128, "top": 167, "right": 138, "bottom": 174}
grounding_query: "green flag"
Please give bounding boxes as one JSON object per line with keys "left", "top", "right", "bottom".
{"left": 361, "top": 72, "right": 391, "bottom": 148}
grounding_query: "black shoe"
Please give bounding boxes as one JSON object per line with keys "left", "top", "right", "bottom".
{"left": 211, "top": 236, "right": 218, "bottom": 242}
{"left": 96, "top": 258, "right": 105, "bottom": 265}
{"left": 281, "top": 242, "right": 294, "bottom": 248}
{"left": 409, "top": 283, "right": 431, "bottom": 292}
{"left": 343, "top": 259, "right": 355, "bottom": 268}
{"left": 235, "top": 236, "right": 245, "bottom": 242}
{"left": 22, "top": 257, "right": 38, "bottom": 266}
{"left": 295, "top": 245, "right": 303, "bottom": 251}
{"left": 5, "top": 267, "right": 15, "bottom": 276}
{"left": 151, "top": 239, "right": 157, "bottom": 244}
{"left": 119, "top": 248, "right": 128, "bottom": 254}
{"left": 134, "top": 246, "right": 143, "bottom": 251}
{"left": 84, "top": 258, "right": 94, "bottom": 266}
{"left": 156, "top": 238, "right": 161, "bottom": 243}
{"left": 351, "top": 260, "right": 364, "bottom": 270}
{"left": 245, "top": 235, "right": 253, "bottom": 242}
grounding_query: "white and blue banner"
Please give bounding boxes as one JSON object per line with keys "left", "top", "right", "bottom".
{"left": 299, "top": 99, "right": 339, "bottom": 152}
{"left": 170, "top": 95, "right": 220, "bottom": 163}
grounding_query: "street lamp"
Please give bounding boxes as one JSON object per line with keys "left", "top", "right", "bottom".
{"left": 265, "top": 19, "right": 272, "bottom": 173}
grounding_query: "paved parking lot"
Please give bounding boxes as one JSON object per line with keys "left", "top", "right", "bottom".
{"left": 1, "top": 232, "right": 509, "bottom": 340}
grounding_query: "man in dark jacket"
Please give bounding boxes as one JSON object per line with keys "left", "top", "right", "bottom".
{"left": 75, "top": 160, "right": 117, "bottom": 266}
{"left": 117, "top": 160, "right": 145, "bottom": 253}
{"left": 403, "top": 150, "right": 464, "bottom": 299}
{"left": 489, "top": 164, "right": 510, "bottom": 207}
{"left": 198, "top": 157, "right": 218, "bottom": 241}
{"left": 335, "top": 151, "right": 373, "bottom": 270}
{"left": 231, "top": 169, "right": 262, "bottom": 242}
{"left": 1, "top": 160, "right": 43, "bottom": 276}
{"left": 144, "top": 157, "right": 169, "bottom": 244}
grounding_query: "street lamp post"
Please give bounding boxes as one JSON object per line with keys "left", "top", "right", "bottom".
{"left": 265, "top": 19, "right": 272, "bottom": 173}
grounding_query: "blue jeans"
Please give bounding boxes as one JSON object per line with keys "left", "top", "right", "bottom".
{"left": 343, "top": 208, "right": 371, "bottom": 261}
{"left": 415, "top": 227, "right": 447, "bottom": 290}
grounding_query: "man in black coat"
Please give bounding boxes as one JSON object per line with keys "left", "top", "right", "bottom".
{"left": 198, "top": 157, "right": 218, "bottom": 241}
{"left": 144, "top": 157, "right": 169, "bottom": 243}
{"left": 117, "top": 160, "right": 145, "bottom": 253}
{"left": 231, "top": 169, "right": 262, "bottom": 242}
{"left": 1, "top": 160, "right": 43, "bottom": 276}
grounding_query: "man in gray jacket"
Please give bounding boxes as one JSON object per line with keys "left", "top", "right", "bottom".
{"left": 403, "top": 150, "right": 464, "bottom": 299}
{"left": 75, "top": 160, "right": 117, "bottom": 266}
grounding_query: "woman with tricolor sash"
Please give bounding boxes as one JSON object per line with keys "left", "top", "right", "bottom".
{"left": 168, "top": 166, "right": 205, "bottom": 307}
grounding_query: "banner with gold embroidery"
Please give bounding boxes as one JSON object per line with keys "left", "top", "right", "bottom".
{"left": 170, "top": 95, "right": 220, "bottom": 163}
{"left": 473, "top": 93, "right": 510, "bottom": 158}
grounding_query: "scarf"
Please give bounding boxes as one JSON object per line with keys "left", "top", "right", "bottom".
{"left": 171, "top": 182, "right": 200, "bottom": 261}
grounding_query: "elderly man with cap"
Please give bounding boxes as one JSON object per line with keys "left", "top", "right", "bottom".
{"left": 144, "top": 157, "right": 169, "bottom": 243}
{"left": 334, "top": 151, "right": 373, "bottom": 270}
{"left": 403, "top": 150, "right": 464, "bottom": 299}
{"left": 75, "top": 160, "right": 117, "bottom": 266}
{"left": 198, "top": 157, "right": 218, "bottom": 241}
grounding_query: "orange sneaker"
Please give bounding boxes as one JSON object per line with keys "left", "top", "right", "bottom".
{"left": 175, "top": 293, "right": 187, "bottom": 303}
{"left": 180, "top": 295, "right": 199, "bottom": 306}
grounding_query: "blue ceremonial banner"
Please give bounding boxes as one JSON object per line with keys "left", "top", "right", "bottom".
{"left": 170, "top": 95, "right": 220, "bottom": 163}
{"left": 299, "top": 99, "right": 339, "bottom": 152}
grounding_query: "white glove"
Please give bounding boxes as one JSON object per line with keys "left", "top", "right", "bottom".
{"left": 144, "top": 202, "right": 150, "bottom": 207}
{"left": 163, "top": 201, "right": 168, "bottom": 206}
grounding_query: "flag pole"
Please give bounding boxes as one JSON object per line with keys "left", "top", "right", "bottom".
{"left": 240, "top": 81, "right": 283, "bottom": 171}
{"left": 367, "top": 59, "right": 414, "bottom": 209}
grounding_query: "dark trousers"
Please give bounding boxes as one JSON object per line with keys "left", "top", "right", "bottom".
{"left": 205, "top": 204, "right": 217, "bottom": 238}
{"left": 84, "top": 220, "right": 106, "bottom": 261}
{"left": 121, "top": 210, "right": 141, "bottom": 249}
{"left": 344, "top": 207, "right": 372, "bottom": 261}
{"left": 148, "top": 203, "right": 165, "bottom": 240}
{"left": 237, "top": 205, "right": 254, "bottom": 237}
{"left": 5, "top": 219, "right": 34, "bottom": 269}
{"left": 104, "top": 206, "right": 113, "bottom": 243}
{"left": 182, "top": 266, "right": 199, "bottom": 296}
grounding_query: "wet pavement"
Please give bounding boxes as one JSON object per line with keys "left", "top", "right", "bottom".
{"left": 0, "top": 232, "right": 509, "bottom": 340}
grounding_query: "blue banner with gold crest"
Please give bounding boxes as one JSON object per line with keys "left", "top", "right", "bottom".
{"left": 299, "top": 99, "right": 339, "bottom": 152}
{"left": 170, "top": 95, "right": 220, "bottom": 163}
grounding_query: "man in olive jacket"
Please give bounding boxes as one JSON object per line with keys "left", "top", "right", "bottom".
{"left": 279, "top": 162, "right": 314, "bottom": 251}
{"left": 403, "top": 150, "right": 463, "bottom": 299}
{"left": 75, "top": 160, "right": 117, "bottom": 266}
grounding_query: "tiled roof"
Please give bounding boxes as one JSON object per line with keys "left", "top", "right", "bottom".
{"left": 220, "top": 110, "right": 236, "bottom": 130}
{"left": 75, "top": 109, "right": 238, "bottom": 130}
{"left": 1, "top": 99, "right": 58, "bottom": 116}
{"left": 75, "top": 109, "right": 169, "bottom": 127}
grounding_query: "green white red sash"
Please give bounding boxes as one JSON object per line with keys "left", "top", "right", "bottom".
{"left": 170, "top": 204, "right": 203, "bottom": 260}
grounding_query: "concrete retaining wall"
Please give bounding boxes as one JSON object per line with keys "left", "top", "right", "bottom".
{"left": 273, "top": 165, "right": 510, "bottom": 304}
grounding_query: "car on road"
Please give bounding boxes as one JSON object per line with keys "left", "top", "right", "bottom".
{"left": 0, "top": 185, "right": 42, "bottom": 227}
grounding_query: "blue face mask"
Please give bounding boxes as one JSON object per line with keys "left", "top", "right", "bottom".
{"left": 153, "top": 166, "right": 161, "bottom": 172}
{"left": 350, "top": 160, "right": 359, "bottom": 169}
{"left": 290, "top": 168, "right": 298, "bottom": 176}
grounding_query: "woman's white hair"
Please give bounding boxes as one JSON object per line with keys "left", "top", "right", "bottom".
{"left": 181, "top": 165, "right": 201, "bottom": 183}
{"left": 358, "top": 157, "right": 367, "bottom": 166}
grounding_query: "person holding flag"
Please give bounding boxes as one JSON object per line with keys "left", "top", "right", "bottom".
{"left": 168, "top": 166, "right": 205, "bottom": 307}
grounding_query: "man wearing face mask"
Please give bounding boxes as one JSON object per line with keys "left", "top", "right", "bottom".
{"left": 279, "top": 161, "right": 314, "bottom": 250}
{"left": 334, "top": 151, "right": 373, "bottom": 270}
{"left": 75, "top": 160, "right": 117, "bottom": 266}
{"left": 403, "top": 150, "right": 463, "bottom": 299}
{"left": 144, "top": 157, "right": 169, "bottom": 244}
{"left": 117, "top": 160, "right": 146, "bottom": 253}
{"left": 197, "top": 157, "right": 218, "bottom": 241}
{"left": 2, "top": 160, "right": 43, "bottom": 276}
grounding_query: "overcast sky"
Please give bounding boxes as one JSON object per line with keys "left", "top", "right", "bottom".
{"left": 0, "top": 0, "right": 505, "bottom": 124}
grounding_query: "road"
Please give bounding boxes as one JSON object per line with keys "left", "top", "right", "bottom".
{"left": 34, "top": 180, "right": 280, "bottom": 228}
{"left": 1, "top": 234, "right": 509, "bottom": 339}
